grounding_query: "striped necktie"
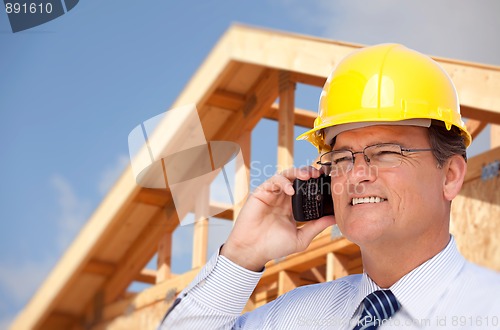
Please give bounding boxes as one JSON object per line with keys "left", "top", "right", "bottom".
{"left": 353, "top": 290, "right": 401, "bottom": 330}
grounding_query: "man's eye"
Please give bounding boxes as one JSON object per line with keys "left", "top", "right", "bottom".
{"left": 372, "top": 150, "right": 400, "bottom": 160}
{"left": 333, "top": 156, "right": 353, "bottom": 164}
{"left": 376, "top": 150, "right": 400, "bottom": 155}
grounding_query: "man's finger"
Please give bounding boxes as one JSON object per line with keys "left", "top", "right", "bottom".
{"left": 280, "top": 166, "right": 322, "bottom": 181}
{"left": 296, "top": 216, "right": 336, "bottom": 251}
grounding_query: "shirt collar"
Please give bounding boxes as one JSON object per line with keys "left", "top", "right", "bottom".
{"left": 390, "top": 236, "right": 465, "bottom": 320}
{"left": 349, "top": 236, "right": 465, "bottom": 321}
{"left": 349, "top": 273, "right": 380, "bottom": 319}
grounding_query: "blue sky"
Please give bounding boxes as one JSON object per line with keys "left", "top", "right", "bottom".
{"left": 1, "top": 0, "right": 499, "bottom": 328}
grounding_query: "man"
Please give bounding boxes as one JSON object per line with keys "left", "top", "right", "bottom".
{"left": 160, "top": 44, "right": 500, "bottom": 329}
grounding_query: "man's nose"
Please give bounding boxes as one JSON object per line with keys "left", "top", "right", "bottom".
{"left": 348, "top": 153, "right": 375, "bottom": 183}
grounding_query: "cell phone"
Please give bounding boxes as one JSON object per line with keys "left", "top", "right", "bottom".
{"left": 292, "top": 174, "right": 334, "bottom": 222}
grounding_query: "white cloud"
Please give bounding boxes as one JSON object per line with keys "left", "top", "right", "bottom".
{"left": 0, "top": 156, "right": 130, "bottom": 328}
{"left": 0, "top": 155, "right": 133, "bottom": 326}
{"left": 282, "top": 0, "right": 500, "bottom": 65}
{"left": 0, "top": 258, "right": 54, "bottom": 305}
{"left": 48, "top": 154, "right": 129, "bottom": 250}
{"left": 0, "top": 315, "right": 14, "bottom": 330}
{"left": 0, "top": 257, "right": 55, "bottom": 329}
{"left": 98, "top": 154, "right": 129, "bottom": 195}
{"left": 50, "top": 174, "right": 92, "bottom": 250}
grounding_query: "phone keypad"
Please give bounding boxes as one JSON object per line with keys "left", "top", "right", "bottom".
{"left": 292, "top": 174, "right": 333, "bottom": 222}
{"left": 303, "top": 180, "right": 322, "bottom": 220}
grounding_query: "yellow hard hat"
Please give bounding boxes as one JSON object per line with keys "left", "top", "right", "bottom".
{"left": 296, "top": 43, "right": 471, "bottom": 151}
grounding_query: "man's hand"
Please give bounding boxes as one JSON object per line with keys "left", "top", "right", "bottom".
{"left": 221, "top": 166, "right": 336, "bottom": 271}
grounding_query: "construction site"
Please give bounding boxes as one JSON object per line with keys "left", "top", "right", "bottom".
{"left": 11, "top": 25, "right": 500, "bottom": 329}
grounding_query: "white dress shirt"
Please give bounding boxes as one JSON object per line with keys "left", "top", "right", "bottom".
{"left": 160, "top": 236, "right": 500, "bottom": 329}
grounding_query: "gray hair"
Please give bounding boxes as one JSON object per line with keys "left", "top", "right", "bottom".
{"left": 428, "top": 121, "right": 467, "bottom": 168}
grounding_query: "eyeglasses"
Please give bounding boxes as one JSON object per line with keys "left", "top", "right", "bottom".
{"left": 317, "top": 143, "right": 433, "bottom": 176}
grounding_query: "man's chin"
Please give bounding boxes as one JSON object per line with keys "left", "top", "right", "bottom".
{"left": 340, "top": 221, "right": 389, "bottom": 245}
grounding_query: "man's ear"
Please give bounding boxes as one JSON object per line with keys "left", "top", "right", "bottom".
{"left": 443, "top": 155, "right": 467, "bottom": 201}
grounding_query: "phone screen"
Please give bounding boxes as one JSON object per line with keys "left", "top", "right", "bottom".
{"left": 292, "top": 174, "right": 334, "bottom": 222}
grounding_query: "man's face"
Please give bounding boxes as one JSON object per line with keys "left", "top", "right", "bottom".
{"left": 331, "top": 125, "right": 449, "bottom": 247}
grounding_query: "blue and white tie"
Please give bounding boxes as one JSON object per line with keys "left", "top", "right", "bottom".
{"left": 353, "top": 290, "right": 401, "bottom": 330}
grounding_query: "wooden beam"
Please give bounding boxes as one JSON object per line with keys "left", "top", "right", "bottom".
{"left": 253, "top": 281, "right": 278, "bottom": 305}
{"left": 90, "top": 290, "right": 104, "bottom": 327}
{"left": 464, "top": 146, "right": 500, "bottom": 183}
{"left": 207, "top": 90, "right": 316, "bottom": 128}
{"left": 262, "top": 237, "right": 358, "bottom": 279}
{"left": 234, "top": 131, "right": 251, "bottom": 221}
{"left": 200, "top": 69, "right": 279, "bottom": 158}
{"left": 128, "top": 267, "right": 200, "bottom": 311}
{"left": 192, "top": 184, "right": 210, "bottom": 268}
{"left": 306, "top": 227, "right": 347, "bottom": 252}
{"left": 492, "top": 124, "right": 500, "bottom": 148}
{"left": 326, "top": 252, "right": 334, "bottom": 282}
{"left": 326, "top": 252, "right": 360, "bottom": 281}
{"left": 331, "top": 253, "right": 350, "bottom": 280}
{"left": 302, "top": 266, "right": 326, "bottom": 283}
{"left": 135, "top": 269, "right": 157, "bottom": 285}
{"left": 136, "top": 188, "right": 234, "bottom": 220}
{"left": 347, "top": 255, "right": 363, "bottom": 271}
{"left": 461, "top": 105, "right": 500, "bottom": 125}
{"left": 157, "top": 232, "right": 172, "bottom": 283}
{"left": 290, "top": 71, "right": 326, "bottom": 87}
{"left": 100, "top": 294, "right": 135, "bottom": 324}
{"left": 212, "top": 69, "right": 280, "bottom": 141}
{"left": 438, "top": 62, "right": 500, "bottom": 123}
{"left": 277, "top": 71, "right": 296, "bottom": 170}
{"left": 243, "top": 295, "right": 256, "bottom": 314}
{"left": 103, "top": 206, "right": 176, "bottom": 304}
{"left": 210, "top": 201, "right": 234, "bottom": 220}
{"left": 206, "top": 89, "right": 246, "bottom": 110}
{"left": 267, "top": 103, "right": 316, "bottom": 128}
{"left": 465, "top": 119, "right": 488, "bottom": 140}
{"left": 135, "top": 188, "right": 170, "bottom": 207}
{"left": 99, "top": 267, "right": 200, "bottom": 323}
{"left": 208, "top": 91, "right": 500, "bottom": 130}
{"left": 41, "top": 311, "right": 81, "bottom": 329}
{"left": 228, "top": 25, "right": 361, "bottom": 86}
{"left": 192, "top": 217, "right": 209, "bottom": 267}
{"left": 278, "top": 270, "right": 303, "bottom": 296}
{"left": 82, "top": 260, "right": 115, "bottom": 277}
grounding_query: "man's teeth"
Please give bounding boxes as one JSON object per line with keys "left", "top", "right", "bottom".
{"left": 351, "top": 197, "right": 386, "bottom": 206}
